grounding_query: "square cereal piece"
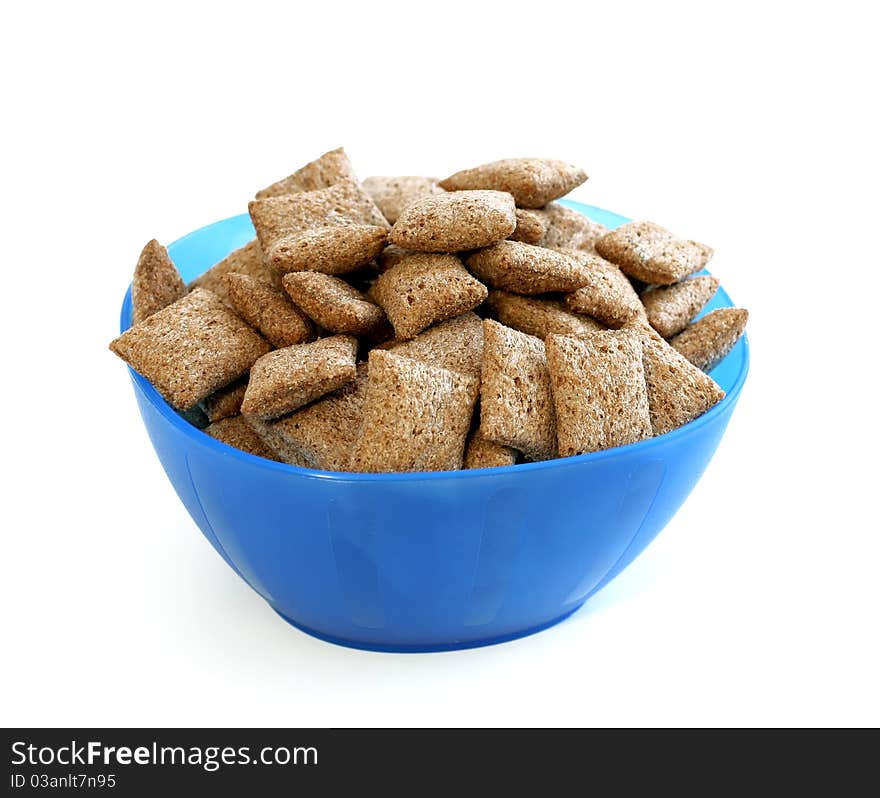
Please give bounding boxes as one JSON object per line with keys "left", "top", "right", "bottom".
{"left": 205, "top": 416, "right": 280, "bottom": 461}
{"left": 388, "top": 190, "right": 516, "bottom": 252}
{"left": 669, "top": 307, "right": 748, "bottom": 372}
{"left": 131, "top": 239, "right": 186, "bottom": 324}
{"left": 256, "top": 147, "right": 357, "bottom": 198}
{"left": 641, "top": 275, "right": 720, "bottom": 338}
{"left": 536, "top": 203, "right": 607, "bottom": 251}
{"left": 244, "top": 417, "right": 311, "bottom": 467}
{"left": 110, "top": 288, "right": 270, "bottom": 410}
{"left": 487, "top": 290, "right": 605, "bottom": 339}
{"left": 223, "top": 273, "right": 315, "bottom": 348}
{"left": 371, "top": 253, "right": 488, "bottom": 340}
{"left": 378, "top": 311, "right": 484, "bottom": 378}
{"left": 270, "top": 363, "right": 369, "bottom": 471}
{"left": 241, "top": 335, "right": 358, "bottom": 420}
{"left": 595, "top": 221, "right": 713, "bottom": 285}
{"left": 190, "top": 239, "right": 278, "bottom": 302}
{"left": 439, "top": 158, "right": 587, "bottom": 208}
{"left": 267, "top": 224, "right": 389, "bottom": 277}
{"left": 466, "top": 240, "right": 591, "bottom": 294}
{"left": 561, "top": 250, "right": 645, "bottom": 327}
{"left": 362, "top": 176, "right": 445, "bottom": 224}
{"left": 509, "top": 208, "right": 546, "bottom": 244}
{"left": 638, "top": 331, "right": 725, "bottom": 436}
{"left": 463, "top": 428, "right": 517, "bottom": 469}
{"left": 282, "top": 271, "right": 386, "bottom": 335}
{"left": 480, "top": 319, "right": 556, "bottom": 461}
{"left": 349, "top": 350, "right": 479, "bottom": 473}
{"left": 545, "top": 330, "right": 652, "bottom": 456}
{"left": 201, "top": 377, "right": 248, "bottom": 422}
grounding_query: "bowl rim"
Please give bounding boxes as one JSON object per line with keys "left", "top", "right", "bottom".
{"left": 119, "top": 204, "right": 750, "bottom": 483}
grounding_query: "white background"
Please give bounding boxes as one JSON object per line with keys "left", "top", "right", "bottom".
{"left": 1, "top": 1, "right": 877, "bottom": 727}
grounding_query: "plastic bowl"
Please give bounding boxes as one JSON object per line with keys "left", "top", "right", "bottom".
{"left": 120, "top": 201, "right": 748, "bottom": 652}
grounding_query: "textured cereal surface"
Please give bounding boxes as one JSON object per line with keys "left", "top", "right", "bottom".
{"left": 201, "top": 377, "right": 248, "bottom": 422}
{"left": 349, "top": 350, "right": 479, "bottom": 473}
{"left": 480, "top": 320, "right": 556, "bottom": 460}
{"left": 463, "top": 429, "right": 517, "bottom": 469}
{"left": 282, "top": 271, "right": 386, "bottom": 335}
{"left": 546, "top": 331, "right": 652, "bottom": 456}
{"left": 377, "top": 244, "right": 411, "bottom": 272}
{"left": 268, "top": 224, "right": 388, "bottom": 276}
{"left": 487, "top": 290, "right": 605, "bottom": 339}
{"left": 562, "top": 250, "right": 646, "bottom": 327}
{"left": 243, "top": 416, "right": 311, "bottom": 467}
{"left": 509, "top": 208, "right": 546, "bottom": 244}
{"left": 536, "top": 203, "right": 608, "bottom": 251}
{"left": 362, "top": 176, "right": 444, "bottom": 224}
{"left": 270, "top": 363, "right": 369, "bottom": 471}
{"left": 205, "top": 416, "right": 280, "bottom": 460}
{"left": 223, "top": 273, "right": 315, "bottom": 348}
{"left": 641, "top": 275, "right": 720, "bottom": 338}
{"left": 669, "top": 308, "right": 748, "bottom": 372}
{"left": 389, "top": 190, "right": 516, "bottom": 252}
{"left": 241, "top": 335, "right": 358, "bottom": 420}
{"left": 439, "top": 158, "right": 587, "bottom": 208}
{"left": 131, "top": 239, "right": 187, "bottom": 324}
{"left": 256, "top": 147, "right": 357, "bottom": 198}
{"left": 595, "top": 221, "right": 713, "bottom": 285}
{"left": 379, "top": 312, "right": 484, "bottom": 378}
{"left": 638, "top": 331, "right": 725, "bottom": 435}
{"left": 110, "top": 288, "right": 270, "bottom": 410}
{"left": 190, "top": 239, "right": 277, "bottom": 302}
{"left": 466, "top": 241, "right": 591, "bottom": 294}
{"left": 372, "top": 253, "right": 488, "bottom": 340}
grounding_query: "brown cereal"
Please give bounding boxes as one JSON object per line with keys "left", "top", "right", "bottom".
{"left": 267, "top": 224, "right": 388, "bottom": 276}
{"left": 190, "top": 239, "right": 278, "bottom": 302}
{"left": 545, "top": 331, "right": 652, "bottom": 456}
{"left": 205, "top": 416, "right": 280, "bottom": 460}
{"left": 377, "top": 244, "right": 411, "bottom": 271}
{"left": 281, "top": 271, "right": 386, "bottom": 335}
{"left": 595, "top": 221, "right": 713, "bottom": 285}
{"left": 379, "top": 312, "right": 484, "bottom": 378}
{"left": 536, "top": 203, "right": 608, "bottom": 251}
{"left": 480, "top": 320, "right": 556, "bottom": 461}
{"left": 201, "top": 377, "right": 248, "bottom": 422}
{"left": 463, "top": 429, "right": 517, "bottom": 469}
{"left": 110, "top": 288, "right": 270, "bottom": 410}
{"left": 669, "top": 308, "right": 748, "bottom": 372}
{"left": 487, "top": 290, "right": 605, "bottom": 339}
{"left": 509, "top": 208, "right": 546, "bottom": 244}
{"left": 439, "top": 158, "right": 587, "bottom": 208}
{"left": 256, "top": 147, "right": 357, "bottom": 198}
{"left": 638, "top": 331, "right": 725, "bottom": 436}
{"left": 349, "top": 349, "right": 479, "bottom": 473}
{"left": 131, "top": 239, "right": 187, "bottom": 324}
{"left": 362, "top": 176, "right": 444, "bottom": 224}
{"left": 465, "top": 241, "right": 591, "bottom": 294}
{"left": 389, "top": 190, "right": 516, "bottom": 252}
{"left": 243, "top": 417, "right": 311, "bottom": 467}
{"left": 641, "top": 275, "right": 720, "bottom": 338}
{"left": 223, "top": 273, "right": 315, "bottom": 348}
{"left": 562, "top": 251, "right": 645, "bottom": 327}
{"left": 241, "top": 335, "right": 358, "bottom": 420}
{"left": 371, "top": 253, "right": 488, "bottom": 340}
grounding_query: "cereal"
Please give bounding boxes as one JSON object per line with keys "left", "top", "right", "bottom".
{"left": 110, "top": 288, "right": 270, "bottom": 410}
{"left": 371, "top": 253, "right": 488, "bottom": 340}
{"left": 669, "top": 308, "right": 748, "bottom": 372}
{"left": 638, "top": 331, "right": 725, "bottom": 435}
{"left": 190, "top": 239, "right": 278, "bottom": 302}
{"left": 509, "top": 208, "right": 546, "bottom": 244}
{"left": 480, "top": 320, "right": 556, "bottom": 461}
{"left": 389, "top": 190, "right": 516, "bottom": 252}
{"left": 206, "top": 416, "right": 280, "bottom": 460}
{"left": 362, "top": 176, "right": 444, "bottom": 224}
{"left": 595, "top": 221, "right": 713, "bottom": 285}
{"left": 349, "top": 349, "right": 479, "bottom": 473}
{"left": 241, "top": 335, "right": 358, "bottom": 420}
{"left": 379, "top": 312, "right": 484, "bottom": 378}
{"left": 267, "top": 224, "right": 388, "bottom": 276}
{"left": 536, "top": 203, "right": 607, "bottom": 251}
{"left": 641, "top": 275, "right": 720, "bottom": 338}
{"left": 463, "top": 429, "right": 517, "bottom": 469}
{"left": 546, "top": 331, "right": 652, "bottom": 456}
{"left": 487, "top": 290, "right": 605, "bottom": 339}
{"left": 243, "top": 416, "right": 311, "bottom": 467}
{"left": 562, "top": 251, "right": 645, "bottom": 327}
{"left": 465, "top": 241, "right": 591, "bottom": 294}
{"left": 281, "top": 271, "right": 386, "bottom": 335}
{"left": 223, "top": 273, "right": 315, "bottom": 348}
{"left": 256, "top": 147, "right": 356, "bottom": 198}
{"left": 377, "top": 244, "right": 411, "bottom": 271}
{"left": 201, "top": 377, "right": 248, "bottom": 422}
{"left": 439, "top": 158, "right": 587, "bottom": 208}
{"left": 131, "top": 239, "right": 187, "bottom": 324}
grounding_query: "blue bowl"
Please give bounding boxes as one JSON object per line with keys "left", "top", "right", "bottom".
{"left": 120, "top": 201, "right": 749, "bottom": 652}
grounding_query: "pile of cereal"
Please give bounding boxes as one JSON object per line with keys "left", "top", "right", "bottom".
{"left": 110, "top": 148, "right": 748, "bottom": 472}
